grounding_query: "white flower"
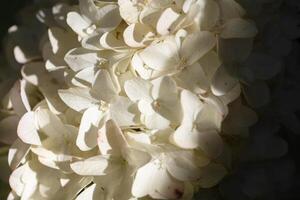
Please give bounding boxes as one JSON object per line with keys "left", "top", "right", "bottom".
{"left": 133, "top": 30, "right": 216, "bottom": 79}
{"left": 0, "top": 0, "right": 264, "bottom": 199}
{"left": 71, "top": 120, "right": 151, "bottom": 199}
{"left": 67, "top": 0, "right": 122, "bottom": 40}
{"left": 125, "top": 76, "right": 181, "bottom": 130}
{"left": 170, "top": 90, "right": 224, "bottom": 158}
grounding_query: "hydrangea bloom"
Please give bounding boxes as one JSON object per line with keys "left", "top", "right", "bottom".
{"left": 6, "top": 0, "right": 299, "bottom": 199}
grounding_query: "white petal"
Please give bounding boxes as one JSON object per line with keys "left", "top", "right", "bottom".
{"left": 145, "top": 113, "right": 170, "bottom": 130}
{"left": 124, "top": 148, "right": 151, "bottom": 168}
{"left": 58, "top": 87, "right": 98, "bottom": 112}
{"left": 151, "top": 76, "right": 177, "bottom": 101}
{"left": 9, "top": 164, "right": 27, "bottom": 196}
{"left": 77, "top": 107, "right": 106, "bottom": 151}
{"left": 195, "top": 101, "right": 224, "bottom": 132}
{"left": 17, "top": 112, "right": 41, "bottom": 145}
{"left": 99, "top": 30, "right": 127, "bottom": 50}
{"left": 166, "top": 150, "right": 210, "bottom": 181}
{"left": 132, "top": 161, "right": 184, "bottom": 199}
{"left": 131, "top": 52, "right": 153, "bottom": 79}
{"left": 118, "top": 0, "right": 140, "bottom": 24}
{"left": 156, "top": 8, "right": 181, "bottom": 35}
{"left": 221, "top": 18, "right": 258, "bottom": 39}
{"left": 35, "top": 108, "right": 68, "bottom": 138}
{"left": 139, "top": 39, "right": 179, "bottom": 71}
{"left": 90, "top": 69, "right": 118, "bottom": 103}
{"left": 180, "top": 31, "right": 216, "bottom": 66}
{"left": 123, "top": 23, "right": 154, "bottom": 48}
{"left": 211, "top": 65, "right": 238, "bottom": 96}
{"left": 138, "top": 99, "right": 155, "bottom": 115}
{"left": 65, "top": 48, "right": 102, "bottom": 72}
{"left": 176, "top": 62, "right": 210, "bottom": 94}
{"left": 124, "top": 77, "right": 152, "bottom": 102}
{"left": 193, "top": 0, "right": 220, "bottom": 29}
{"left": 180, "top": 90, "right": 203, "bottom": 124}
{"left": 74, "top": 67, "right": 97, "bottom": 86}
{"left": 110, "top": 96, "right": 137, "bottom": 127}
{"left": 172, "top": 127, "right": 223, "bottom": 158}
{"left": 71, "top": 155, "right": 110, "bottom": 176}
{"left": 106, "top": 120, "right": 128, "bottom": 153}
{"left": 80, "top": 1, "right": 121, "bottom": 31}
{"left": 66, "top": 11, "right": 91, "bottom": 38}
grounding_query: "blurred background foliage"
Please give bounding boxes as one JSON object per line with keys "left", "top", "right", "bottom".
{"left": 0, "top": 0, "right": 32, "bottom": 41}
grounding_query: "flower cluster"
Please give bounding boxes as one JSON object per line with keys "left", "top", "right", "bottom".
{"left": 0, "top": 0, "right": 260, "bottom": 199}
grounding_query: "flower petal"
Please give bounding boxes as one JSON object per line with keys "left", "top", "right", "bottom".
{"left": 124, "top": 77, "right": 152, "bottom": 102}
{"left": 180, "top": 31, "right": 216, "bottom": 66}
{"left": 211, "top": 65, "right": 238, "bottom": 96}
{"left": 77, "top": 106, "right": 106, "bottom": 151}
{"left": 139, "top": 39, "right": 179, "bottom": 71}
{"left": 90, "top": 69, "right": 118, "bottom": 103}
{"left": 132, "top": 160, "right": 184, "bottom": 199}
{"left": 58, "top": 87, "right": 98, "bottom": 112}
{"left": 71, "top": 155, "right": 110, "bottom": 176}
{"left": 17, "top": 112, "right": 41, "bottom": 146}
{"left": 166, "top": 150, "right": 210, "bottom": 181}
{"left": 65, "top": 48, "right": 102, "bottom": 72}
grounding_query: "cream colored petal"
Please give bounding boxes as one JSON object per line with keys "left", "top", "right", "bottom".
{"left": 110, "top": 96, "right": 137, "bottom": 127}
{"left": 145, "top": 113, "right": 170, "bottom": 130}
{"left": 156, "top": 8, "right": 181, "bottom": 35}
{"left": 180, "top": 31, "right": 216, "bottom": 66}
{"left": 58, "top": 87, "right": 98, "bottom": 112}
{"left": 17, "top": 112, "right": 41, "bottom": 146}
{"left": 180, "top": 90, "right": 203, "bottom": 124}
{"left": 66, "top": 11, "right": 91, "bottom": 38}
{"left": 132, "top": 161, "right": 184, "bottom": 199}
{"left": 131, "top": 52, "right": 153, "bottom": 79}
{"left": 124, "top": 77, "right": 152, "bottom": 102}
{"left": 211, "top": 65, "right": 238, "bottom": 96}
{"left": 64, "top": 48, "right": 102, "bottom": 72}
{"left": 165, "top": 150, "right": 210, "bottom": 181}
{"left": 71, "top": 155, "right": 110, "bottom": 176}
{"left": 35, "top": 107, "right": 68, "bottom": 138}
{"left": 77, "top": 106, "right": 106, "bottom": 151}
{"left": 176, "top": 62, "right": 210, "bottom": 94}
{"left": 99, "top": 30, "right": 127, "bottom": 51}
{"left": 139, "top": 39, "right": 180, "bottom": 71}
{"left": 90, "top": 69, "right": 118, "bottom": 103}
{"left": 172, "top": 126, "right": 223, "bottom": 158}
{"left": 80, "top": 1, "right": 121, "bottom": 31}
{"left": 194, "top": 0, "right": 220, "bottom": 30}
{"left": 123, "top": 23, "right": 154, "bottom": 48}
